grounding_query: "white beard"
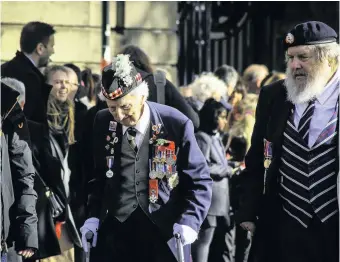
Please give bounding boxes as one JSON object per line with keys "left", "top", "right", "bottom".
{"left": 284, "top": 64, "right": 329, "bottom": 104}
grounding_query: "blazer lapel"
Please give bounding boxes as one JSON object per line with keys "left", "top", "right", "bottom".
{"left": 148, "top": 102, "right": 169, "bottom": 141}
{"left": 263, "top": 89, "right": 293, "bottom": 197}
{"left": 112, "top": 123, "right": 122, "bottom": 170}
{"left": 266, "top": 90, "right": 293, "bottom": 158}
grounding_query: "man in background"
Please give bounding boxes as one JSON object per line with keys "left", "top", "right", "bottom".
{"left": 1, "top": 21, "right": 55, "bottom": 127}
{"left": 243, "top": 64, "right": 269, "bottom": 94}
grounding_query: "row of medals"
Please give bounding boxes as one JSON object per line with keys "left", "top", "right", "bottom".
{"left": 149, "top": 148, "right": 177, "bottom": 179}
{"left": 104, "top": 122, "right": 179, "bottom": 203}
{"left": 105, "top": 127, "right": 118, "bottom": 178}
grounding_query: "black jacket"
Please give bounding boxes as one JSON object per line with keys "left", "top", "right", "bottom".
{"left": 138, "top": 69, "right": 200, "bottom": 130}
{"left": 1, "top": 85, "right": 38, "bottom": 252}
{"left": 236, "top": 80, "right": 318, "bottom": 261}
{"left": 81, "top": 100, "right": 107, "bottom": 185}
{"left": 74, "top": 100, "right": 88, "bottom": 143}
{"left": 1, "top": 51, "right": 52, "bottom": 127}
{"left": 27, "top": 121, "right": 82, "bottom": 259}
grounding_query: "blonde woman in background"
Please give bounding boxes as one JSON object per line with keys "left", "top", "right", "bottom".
{"left": 224, "top": 93, "right": 258, "bottom": 262}
{"left": 28, "top": 65, "right": 82, "bottom": 262}
{"left": 226, "top": 94, "right": 258, "bottom": 158}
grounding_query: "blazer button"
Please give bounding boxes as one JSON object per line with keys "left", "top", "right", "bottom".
{"left": 137, "top": 192, "right": 141, "bottom": 196}
{"left": 136, "top": 157, "right": 139, "bottom": 161}
{"left": 136, "top": 169, "right": 140, "bottom": 173}
{"left": 133, "top": 204, "right": 137, "bottom": 208}
{"left": 136, "top": 181, "right": 140, "bottom": 185}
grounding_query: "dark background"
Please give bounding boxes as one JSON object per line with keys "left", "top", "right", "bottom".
{"left": 177, "top": 1, "right": 339, "bottom": 85}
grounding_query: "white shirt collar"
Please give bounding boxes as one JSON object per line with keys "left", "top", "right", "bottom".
{"left": 23, "top": 53, "right": 37, "bottom": 68}
{"left": 316, "top": 68, "right": 339, "bottom": 105}
{"left": 122, "top": 102, "right": 150, "bottom": 136}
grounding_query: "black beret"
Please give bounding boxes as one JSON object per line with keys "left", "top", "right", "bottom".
{"left": 101, "top": 54, "right": 143, "bottom": 100}
{"left": 284, "top": 21, "right": 337, "bottom": 50}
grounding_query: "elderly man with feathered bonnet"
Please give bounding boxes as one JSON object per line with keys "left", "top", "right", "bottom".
{"left": 80, "top": 54, "right": 212, "bottom": 262}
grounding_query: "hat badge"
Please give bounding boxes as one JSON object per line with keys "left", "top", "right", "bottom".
{"left": 285, "top": 33, "right": 294, "bottom": 44}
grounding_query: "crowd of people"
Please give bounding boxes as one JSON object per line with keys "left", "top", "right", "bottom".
{"left": 0, "top": 19, "right": 339, "bottom": 262}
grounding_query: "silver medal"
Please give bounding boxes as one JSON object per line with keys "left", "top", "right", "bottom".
{"left": 106, "top": 169, "right": 114, "bottom": 178}
{"left": 149, "top": 171, "right": 157, "bottom": 179}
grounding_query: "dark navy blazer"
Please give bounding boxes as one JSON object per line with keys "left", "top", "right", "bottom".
{"left": 88, "top": 101, "right": 212, "bottom": 261}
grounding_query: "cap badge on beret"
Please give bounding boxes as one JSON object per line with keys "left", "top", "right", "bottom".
{"left": 283, "top": 21, "right": 338, "bottom": 50}
{"left": 285, "top": 33, "right": 295, "bottom": 44}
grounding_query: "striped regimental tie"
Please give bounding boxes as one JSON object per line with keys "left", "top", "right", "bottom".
{"left": 298, "top": 99, "right": 316, "bottom": 145}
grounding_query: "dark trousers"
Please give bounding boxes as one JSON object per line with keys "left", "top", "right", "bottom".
{"left": 278, "top": 212, "right": 339, "bottom": 262}
{"left": 234, "top": 224, "right": 251, "bottom": 262}
{"left": 91, "top": 207, "right": 177, "bottom": 262}
{"left": 192, "top": 215, "right": 233, "bottom": 262}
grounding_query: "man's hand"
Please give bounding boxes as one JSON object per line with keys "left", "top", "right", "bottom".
{"left": 80, "top": 217, "right": 99, "bottom": 252}
{"left": 173, "top": 223, "right": 198, "bottom": 246}
{"left": 18, "top": 248, "right": 35, "bottom": 259}
{"left": 240, "top": 221, "right": 256, "bottom": 235}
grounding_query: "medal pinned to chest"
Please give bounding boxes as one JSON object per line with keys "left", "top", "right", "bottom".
{"left": 148, "top": 138, "right": 178, "bottom": 203}
{"left": 106, "top": 156, "right": 115, "bottom": 178}
{"left": 105, "top": 120, "right": 119, "bottom": 178}
{"left": 263, "top": 139, "right": 273, "bottom": 194}
{"left": 263, "top": 139, "right": 273, "bottom": 169}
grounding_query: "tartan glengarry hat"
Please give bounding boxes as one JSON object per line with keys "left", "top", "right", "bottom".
{"left": 101, "top": 54, "right": 143, "bottom": 100}
{"left": 284, "top": 21, "right": 338, "bottom": 50}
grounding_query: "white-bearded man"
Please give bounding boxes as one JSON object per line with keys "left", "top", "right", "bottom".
{"left": 236, "top": 21, "right": 340, "bottom": 262}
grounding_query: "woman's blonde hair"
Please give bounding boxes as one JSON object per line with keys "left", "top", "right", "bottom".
{"left": 227, "top": 94, "right": 258, "bottom": 151}
{"left": 45, "top": 65, "right": 76, "bottom": 145}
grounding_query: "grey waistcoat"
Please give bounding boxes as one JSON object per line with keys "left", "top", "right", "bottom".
{"left": 114, "top": 123, "right": 151, "bottom": 222}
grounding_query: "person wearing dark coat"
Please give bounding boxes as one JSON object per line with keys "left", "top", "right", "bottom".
{"left": 81, "top": 98, "right": 106, "bottom": 185}
{"left": 1, "top": 21, "right": 55, "bottom": 128}
{"left": 1, "top": 81, "right": 39, "bottom": 261}
{"left": 120, "top": 45, "right": 200, "bottom": 129}
{"left": 236, "top": 21, "right": 340, "bottom": 262}
{"left": 26, "top": 122, "right": 82, "bottom": 261}
{"left": 192, "top": 98, "right": 233, "bottom": 262}
{"left": 80, "top": 54, "right": 212, "bottom": 262}
{"left": 26, "top": 66, "right": 82, "bottom": 261}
